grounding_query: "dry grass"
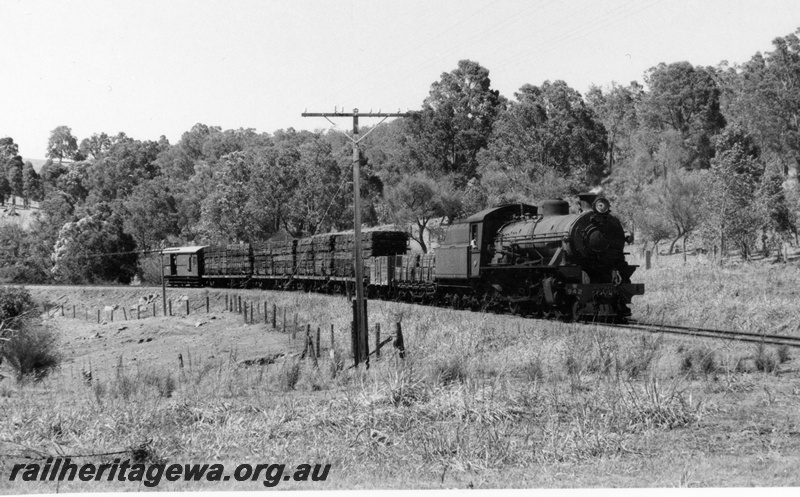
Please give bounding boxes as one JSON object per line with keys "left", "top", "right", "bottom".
{"left": 3, "top": 255, "right": 800, "bottom": 489}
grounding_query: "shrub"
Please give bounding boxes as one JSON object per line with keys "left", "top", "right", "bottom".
{"left": 776, "top": 345, "right": 791, "bottom": 364}
{"left": 679, "top": 347, "right": 719, "bottom": 377}
{"left": 137, "top": 253, "right": 164, "bottom": 286}
{"left": 2, "top": 323, "right": 60, "bottom": 380}
{"left": 431, "top": 354, "right": 468, "bottom": 385}
{"left": 0, "top": 286, "right": 35, "bottom": 325}
{"left": 754, "top": 344, "right": 778, "bottom": 373}
{"left": 278, "top": 360, "right": 302, "bottom": 391}
{"left": 521, "top": 356, "right": 545, "bottom": 382}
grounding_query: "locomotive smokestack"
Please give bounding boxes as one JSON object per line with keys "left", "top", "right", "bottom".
{"left": 578, "top": 193, "right": 598, "bottom": 212}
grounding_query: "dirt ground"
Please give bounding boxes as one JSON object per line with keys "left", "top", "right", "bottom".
{"left": 23, "top": 285, "right": 306, "bottom": 385}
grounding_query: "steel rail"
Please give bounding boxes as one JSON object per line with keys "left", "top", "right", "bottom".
{"left": 608, "top": 320, "right": 800, "bottom": 348}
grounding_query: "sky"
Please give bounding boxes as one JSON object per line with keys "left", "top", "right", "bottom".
{"left": 1, "top": 0, "right": 798, "bottom": 160}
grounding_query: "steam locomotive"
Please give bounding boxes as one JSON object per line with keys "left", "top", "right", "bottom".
{"left": 162, "top": 193, "right": 644, "bottom": 321}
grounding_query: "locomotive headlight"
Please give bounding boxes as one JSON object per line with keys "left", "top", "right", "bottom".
{"left": 592, "top": 197, "right": 611, "bottom": 214}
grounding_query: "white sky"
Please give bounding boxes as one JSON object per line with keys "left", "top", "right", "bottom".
{"left": 1, "top": 0, "right": 798, "bottom": 159}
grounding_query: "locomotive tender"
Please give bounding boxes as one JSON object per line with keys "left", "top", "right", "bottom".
{"left": 162, "top": 193, "right": 644, "bottom": 321}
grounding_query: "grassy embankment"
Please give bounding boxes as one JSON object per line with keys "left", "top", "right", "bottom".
{"left": 1, "top": 253, "right": 800, "bottom": 490}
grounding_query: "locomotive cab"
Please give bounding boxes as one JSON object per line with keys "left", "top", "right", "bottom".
{"left": 436, "top": 204, "right": 538, "bottom": 283}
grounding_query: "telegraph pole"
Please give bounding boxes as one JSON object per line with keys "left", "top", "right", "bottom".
{"left": 301, "top": 108, "right": 410, "bottom": 366}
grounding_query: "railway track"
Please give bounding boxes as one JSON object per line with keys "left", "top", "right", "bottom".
{"left": 608, "top": 320, "right": 800, "bottom": 348}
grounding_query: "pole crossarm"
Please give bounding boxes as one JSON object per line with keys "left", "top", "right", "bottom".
{"left": 301, "top": 107, "right": 412, "bottom": 367}
{"left": 302, "top": 112, "right": 410, "bottom": 118}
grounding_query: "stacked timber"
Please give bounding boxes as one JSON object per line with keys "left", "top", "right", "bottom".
{"left": 225, "top": 244, "right": 252, "bottom": 275}
{"left": 362, "top": 231, "right": 410, "bottom": 257}
{"left": 296, "top": 237, "right": 314, "bottom": 275}
{"left": 332, "top": 234, "right": 355, "bottom": 277}
{"left": 331, "top": 229, "right": 409, "bottom": 278}
{"left": 269, "top": 239, "right": 296, "bottom": 276}
{"left": 312, "top": 234, "right": 335, "bottom": 276}
{"left": 203, "top": 245, "right": 226, "bottom": 276}
{"left": 204, "top": 244, "right": 252, "bottom": 276}
{"left": 252, "top": 242, "right": 271, "bottom": 275}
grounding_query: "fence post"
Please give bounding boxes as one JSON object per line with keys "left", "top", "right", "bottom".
{"left": 250, "top": 301, "right": 254, "bottom": 323}
{"left": 61, "top": 305, "right": 64, "bottom": 317}
{"left": 137, "top": 305, "right": 140, "bottom": 320}
{"left": 645, "top": 250, "right": 652, "bottom": 270}
{"left": 97, "top": 309, "right": 100, "bottom": 323}
{"left": 153, "top": 302, "right": 156, "bottom": 317}
{"left": 395, "top": 321, "right": 405, "bottom": 359}
{"left": 375, "top": 323, "right": 381, "bottom": 359}
{"left": 206, "top": 296, "right": 209, "bottom": 313}
{"left": 110, "top": 309, "right": 114, "bottom": 322}
{"left": 238, "top": 296, "right": 242, "bottom": 313}
{"left": 330, "top": 324, "right": 335, "bottom": 352}
{"left": 186, "top": 299, "right": 190, "bottom": 316}
{"left": 225, "top": 294, "right": 229, "bottom": 311}
{"left": 169, "top": 300, "right": 172, "bottom": 316}
{"left": 310, "top": 326, "right": 318, "bottom": 368}
{"left": 264, "top": 301, "right": 268, "bottom": 324}
{"left": 292, "top": 314, "right": 297, "bottom": 340}
{"left": 243, "top": 302, "right": 248, "bottom": 324}
{"left": 122, "top": 307, "right": 127, "bottom": 320}
{"left": 316, "top": 327, "right": 321, "bottom": 358}
{"left": 282, "top": 308, "right": 286, "bottom": 333}
{"left": 272, "top": 304, "right": 277, "bottom": 329}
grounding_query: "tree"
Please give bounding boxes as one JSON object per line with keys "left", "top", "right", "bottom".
{"left": 85, "top": 134, "right": 165, "bottom": 202}
{"left": 4, "top": 155, "right": 24, "bottom": 204}
{"left": 0, "top": 137, "right": 19, "bottom": 162}
{"left": 46, "top": 126, "right": 79, "bottom": 164}
{"left": 197, "top": 151, "right": 257, "bottom": 242}
{"left": 639, "top": 62, "right": 726, "bottom": 170}
{"left": 658, "top": 168, "right": 707, "bottom": 257}
{"left": 21, "top": 162, "right": 42, "bottom": 207}
{"left": 586, "top": 82, "right": 642, "bottom": 175}
{"left": 123, "top": 179, "right": 183, "bottom": 250}
{"left": 701, "top": 137, "right": 764, "bottom": 260}
{"left": 52, "top": 214, "right": 137, "bottom": 284}
{"left": 721, "top": 29, "right": 800, "bottom": 179}
{"left": 477, "top": 80, "right": 608, "bottom": 200}
{"left": 384, "top": 172, "right": 461, "bottom": 253}
{"left": 78, "top": 132, "right": 112, "bottom": 160}
{"left": 24, "top": 190, "right": 78, "bottom": 280}
{"left": 406, "top": 60, "right": 505, "bottom": 182}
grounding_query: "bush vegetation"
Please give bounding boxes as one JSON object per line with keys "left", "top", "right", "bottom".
{"left": 0, "top": 286, "right": 60, "bottom": 381}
